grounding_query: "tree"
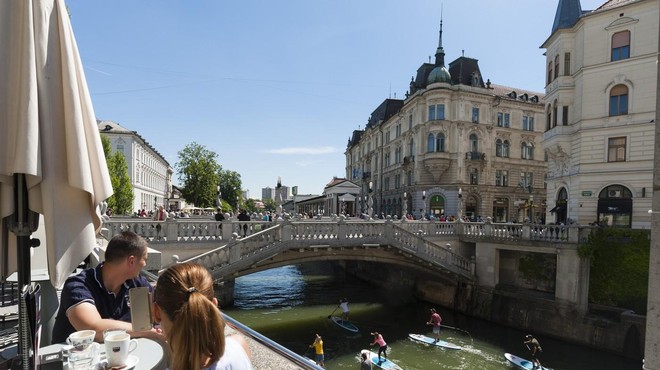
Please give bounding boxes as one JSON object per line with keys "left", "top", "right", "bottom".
{"left": 218, "top": 169, "right": 243, "bottom": 211}
{"left": 176, "top": 142, "right": 222, "bottom": 208}
{"left": 263, "top": 198, "right": 276, "bottom": 212}
{"left": 101, "top": 134, "right": 133, "bottom": 215}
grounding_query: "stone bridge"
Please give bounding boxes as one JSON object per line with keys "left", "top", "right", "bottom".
{"left": 102, "top": 217, "right": 584, "bottom": 289}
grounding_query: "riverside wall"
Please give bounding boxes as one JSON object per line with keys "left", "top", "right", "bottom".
{"left": 343, "top": 261, "right": 646, "bottom": 360}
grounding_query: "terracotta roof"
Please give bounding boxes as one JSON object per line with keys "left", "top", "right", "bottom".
{"left": 489, "top": 84, "right": 545, "bottom": 104}
{"left": 325, "top": 177, "right": 349, "bottom": 188}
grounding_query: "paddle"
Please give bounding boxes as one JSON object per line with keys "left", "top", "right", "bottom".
{"left": 440, "top": 324, "right": 473, "bottom": 343}
{"left": 327, "top": 305, "right": 340, "bottom": 319}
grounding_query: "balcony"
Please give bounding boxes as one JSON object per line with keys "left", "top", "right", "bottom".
{"left": 466, "top": 151, "right": 486, "bottom": 161}
{"left": 403, "top": 156, "right": 414, "bottom": 165}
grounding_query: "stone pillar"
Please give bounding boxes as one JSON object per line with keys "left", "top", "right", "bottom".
{"left": 165, "top": 219, "right": 177, "bottom": 241}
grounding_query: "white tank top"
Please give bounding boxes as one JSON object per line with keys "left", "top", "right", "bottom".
{"left": 204, "top": 335, "right": 253, "bottom": 370}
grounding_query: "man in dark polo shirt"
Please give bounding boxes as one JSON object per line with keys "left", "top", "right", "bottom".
{"left": 52, "top": 231, "right": 160, "bottom": 343}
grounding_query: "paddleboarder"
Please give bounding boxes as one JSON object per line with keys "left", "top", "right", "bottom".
{"left": 370, "top": 331, "right": 388, "bottom": 364}
{"left": 360, "top": 352, "right": 372, "bottom": 370}
{"left": 426, "top": 308, "right": 442, "bottom": 343}
{"left": 340, "top": 298, "right": 350, "bottom": 321}
{"left": 309, "top": 333, "right": 325, "bottom": 368}
{"left": 524, "top": 334, "right": 543, "bottom": 369}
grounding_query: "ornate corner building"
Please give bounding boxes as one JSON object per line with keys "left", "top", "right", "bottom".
{"left": 542, "top": 0, "right": 658, "bottom": 228}
{"left": 345, "top": 18, "right": 547, "bottom": 222}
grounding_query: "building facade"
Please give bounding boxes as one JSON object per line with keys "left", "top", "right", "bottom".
{"left": 98, "top": 120, "right": 173, "bottom": 213}
{"left": 542, "top": 0, "right": 658, "bottom": 228}
{"left": 346, "top": 20, "right": 547, "bottom": 222}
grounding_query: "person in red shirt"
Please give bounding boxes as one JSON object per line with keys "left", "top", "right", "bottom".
{"left": 426, "top": 308, "right": 442, "bottom": 343}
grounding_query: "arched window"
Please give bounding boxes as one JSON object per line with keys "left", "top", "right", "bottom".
{"left": 521, "top": 142, "right": 534, "bottom": 160}
{"left": 546, "top": 106, "right": 552, "bottom": 131}
{"left": 554, "top": 55, "right": 559, "bottom": 79}
{"left": 552, "top": 100, "right": 558, "bottom": 128}
{"left": 469, "top": 134, "right": 478, "bottom": 153}
{"left": 611, "top": 30, "right": 631, "bottom": 61}
{"left": 609, "top": 84, "right": 629, "bottom": 116}
{"left": 547, "top": 61, "right": 553, "bottom": 85}
{"left": 427, "top": 133, "right": 435, "bottom": 153}
{"left": 496, "top": 139, "right": 503, "bottom": 157}
{"left": 408, "top": 139, "right": 414, "bottom": 158}
{"left": 503, "top": 140, "right": 510, "bottom": 158}
{"left": 436, "top": 133, "right": 445, "bottom": 152}
{"left": 597, "top": 185, "right": 633, "bottom": 227}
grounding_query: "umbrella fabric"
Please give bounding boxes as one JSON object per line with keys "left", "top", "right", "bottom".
{"left": 0, "top": 0, "right": 113, "bottom": 288}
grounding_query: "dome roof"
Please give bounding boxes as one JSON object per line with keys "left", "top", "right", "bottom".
{"left": 427, "top": 65, "right": 451, "bottom": 84}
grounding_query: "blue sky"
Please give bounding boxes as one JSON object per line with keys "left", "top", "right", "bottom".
{"left": 67, "top": 0, "right": 604, "bottom": 198}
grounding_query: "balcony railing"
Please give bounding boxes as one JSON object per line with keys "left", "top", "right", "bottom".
{"left": 465, "top": 151, "right": 486, "bottom": 160}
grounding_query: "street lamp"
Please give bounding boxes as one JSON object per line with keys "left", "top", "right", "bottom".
{"left": 529, "top": 195, "right": 534, "bottom": 222}
{"left": 457, "top": 188, "right": 463, "bottom": 219}
{"left": 402, "top": 192, "right": 408, "bottom": 222}
{"left": 368, "top": 181, "right": 373, "bottom": 220}
{"left": 422, "top": 190, "right": 426, "bottom": 220}
{"left": 216, "top": 185, "right": 222, "bottom": 210}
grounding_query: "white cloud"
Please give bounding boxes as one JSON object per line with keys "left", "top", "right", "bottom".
{"left": 264, "top": 146, "right": 337, "bottom": 155}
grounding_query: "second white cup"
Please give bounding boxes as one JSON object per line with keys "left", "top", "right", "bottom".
{"left": 104, "top": 332, "right": 137, "bottom": 367}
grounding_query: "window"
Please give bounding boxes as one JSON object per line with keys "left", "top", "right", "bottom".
{"left": 522, "top": 115, "right": 534, "bottom": 131}
{"left": 547, "top": 61, "right": 553, "bottom": 85}
{"left": 521, "top": 142, "right": 534, "bottom": 160}
{"left": 608, "top": 137, "right": 626, "bottom": 162}
{"left": 384, "top": 152, "right": 390, "bottom": 167}
{"left": 546, "top": 107, "right": 552, "bottom": 131}
{"left": 427, "top": 134, "right": 435, "bottom": 153}
{"left": 472, "top": 107, "right": 479, "bottom": 123}
{"left": 470, "top": 168, "right": 479, "bottom": 185}
{"left": 408, "top": 114, "right": 413, "bottom": 130}
{"left": 611, "top": 30, "right": 630, "bottom": 61}
{"left": 498, "top": 112, "right": 510, "bottom": 127}
{"left": 385, "top": 130, "right": 391, "bottom": 143}
{"left": 502, "top": 140, "right": 510, "bottom": 157}
{"left": 394, "top": 174, "right": 401, "bottom": 189}
{"left": 554, "top": 55, "right": 559, "bottom": 79}
{"left": 407, "top": 171, "right": 412, "bottom": 186}
{"left": 408, "top": 140, "right": 414, "bottom": 158}
{"left": 609, "top": 84, "right": 629, "bottom": 116}
{"left": 436, "top": 133, "right": 445, "bottom": 152}
{"left": 564, "top": 52, "right": 571, "bottom": 76}
{"left": 470, "top": 134, "right": 478, "bottom": 152}
{"left": 562, "top": 106, "right": 568, "bottom": 126}
{"left": 428, "top": 104, "right": 445, "bottom": 121}
{"left": 495, "top": 170, "right": 509, "bottom": 187}
{"left": 384, "top": 177, "right": 390, "bottom": 191}
{"left": 496, "top": 139, "right": 503, "bottom": 157}
{"left": 394, "top": 147, "right": 402, "bottom": 164}
{"left": 520, "top": 172, "right": 533, "bottom": 189}
{"left": 504, "top": 113, "right": 510, "bottom": 128}
{"left": 116, "top": 144, "right": 124, "bottom": 156}
{"left": 552, "top": 100, "right": 558, "bottom": 127}
{"left": 395, "top": 123, "right": 401, "bottom": 138}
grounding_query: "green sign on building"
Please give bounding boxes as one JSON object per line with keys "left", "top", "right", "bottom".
{"left": 582, "top": 191, "right": 592, "bottom": 197}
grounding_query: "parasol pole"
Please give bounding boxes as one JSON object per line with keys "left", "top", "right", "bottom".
{"left": 9, "top": 174, "right": 40, "bottom": 369}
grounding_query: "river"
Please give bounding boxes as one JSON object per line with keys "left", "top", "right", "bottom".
{"left": 221, "top": 264, "right": 641, "bottom": 370}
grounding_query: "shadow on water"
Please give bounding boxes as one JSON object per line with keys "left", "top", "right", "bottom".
{"left": 223, "top": 263, "right": 641, "bottom": 370}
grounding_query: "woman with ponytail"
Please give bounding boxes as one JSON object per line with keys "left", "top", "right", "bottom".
{"left": 153, "top": 262, "right": 252, "bottom": 370}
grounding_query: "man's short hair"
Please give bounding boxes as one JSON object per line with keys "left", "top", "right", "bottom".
{"left": 104, "top": 231, "right": 148, "bottom": 263}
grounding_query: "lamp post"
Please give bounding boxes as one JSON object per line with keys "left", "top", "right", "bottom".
{"left": 529, "top": 194, "right": 534, "bottom": 223}
{"left": 368, "top": 181, "right": 373, "bottom": 220}
{"left": 457, "top": 188, "right": 463, "bottom": 219}
{"left": 216, "top": 185, "right": 222, "bottom": 210}
{"left": 340, "top": 197, "right": 346, "bottom": 216}
{"left": 402, "top": 192, "right": 408, "bottom": 222}
{"left": 421, "top": 190, "right": 426, "bottom": 220}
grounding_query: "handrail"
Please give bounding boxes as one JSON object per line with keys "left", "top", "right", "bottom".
{"left": 222, "top": 314, "right": 324, "bottom": 370}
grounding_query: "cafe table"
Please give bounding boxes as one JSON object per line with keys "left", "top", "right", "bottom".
{"left": 40, "top": 337, "right": 169, "bottom": 370}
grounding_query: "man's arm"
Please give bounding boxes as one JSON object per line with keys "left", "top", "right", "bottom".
{"left": 67, "top": 302, "right": 162, "bottom": 342}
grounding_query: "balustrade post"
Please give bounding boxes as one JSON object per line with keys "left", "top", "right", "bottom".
{"left": 280, "top": 220, "right": 292, "bottom": 241}
{"left": 484, "top": 217, "right": 492, "bottom": 237}
{"left": 568, "top": 226, "right": 578, "bottom": 243}
{"left": 522, "top": 221, "right": 531, "bottom": 240}
{"left": 384, "top": 218, "right": 393, "bottom": 240}
{"left": 165, "top": 219, "right": 177, "bottom": 241}
{"left": 470, "top": 255, "right": 476, "bottom": 276}
{"left": 454, "top": 217, "right": 465, "bottom": 237}
{"left": 222, "top": 220, "right": 233, "bottom": 240}
{"left": 337, "top": 215, "right": 346, "bottom": 240}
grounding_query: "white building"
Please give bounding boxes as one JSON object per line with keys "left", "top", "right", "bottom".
{"left": 98, "top": 120, "right": 173, "bottom": 213}
{"left": 542, "top": 0, "right": 658, "bottom": 228}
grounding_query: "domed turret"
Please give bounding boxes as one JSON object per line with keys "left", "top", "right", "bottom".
{"left": 426, "top": 17, "right": 451, "bottom": 85}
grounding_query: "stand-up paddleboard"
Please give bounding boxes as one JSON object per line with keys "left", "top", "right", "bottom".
{"left": 408, "top": 333, "right": 462, "bottom": 350}
{"left": 504, "top": 353, "right": 549, "bottom": 370}
{"left": 360, "top": 350, "right": 403, "bottom": 370}
{"left": 330, "top": 316, "right": 359, "bottom": 333}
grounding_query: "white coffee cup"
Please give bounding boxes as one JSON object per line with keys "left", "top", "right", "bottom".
{"left": 66, "top": 330, "right": 95, "bottom": 351}
{"left": 104, "top": 332, "right": 138, "bottom": 367}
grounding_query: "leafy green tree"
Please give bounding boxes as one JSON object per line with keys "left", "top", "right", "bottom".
{"left": 263, "top": 198, "right": 276, "bottom": 212}
{"left": 176, "top": 142, "right": 222, "bottom": 208}
{"left": 100, "top": 134, "right": 133, "bottom": 215}
{"left": 218, "top": 169, "right": 243, "bottom": 211}
{"left": 578, "top": 228, "right": 649, "bottom": 312}
{"left": 243, "top": 198, "right": 258, "bottom": 213}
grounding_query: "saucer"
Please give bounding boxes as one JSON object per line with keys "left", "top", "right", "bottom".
{"left": 96, "top": 355, "right": 139, "bottom": 370}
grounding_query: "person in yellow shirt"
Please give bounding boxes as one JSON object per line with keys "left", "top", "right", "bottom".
{"left": 309, "top": 333, "right": 325, "bottom": 368}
